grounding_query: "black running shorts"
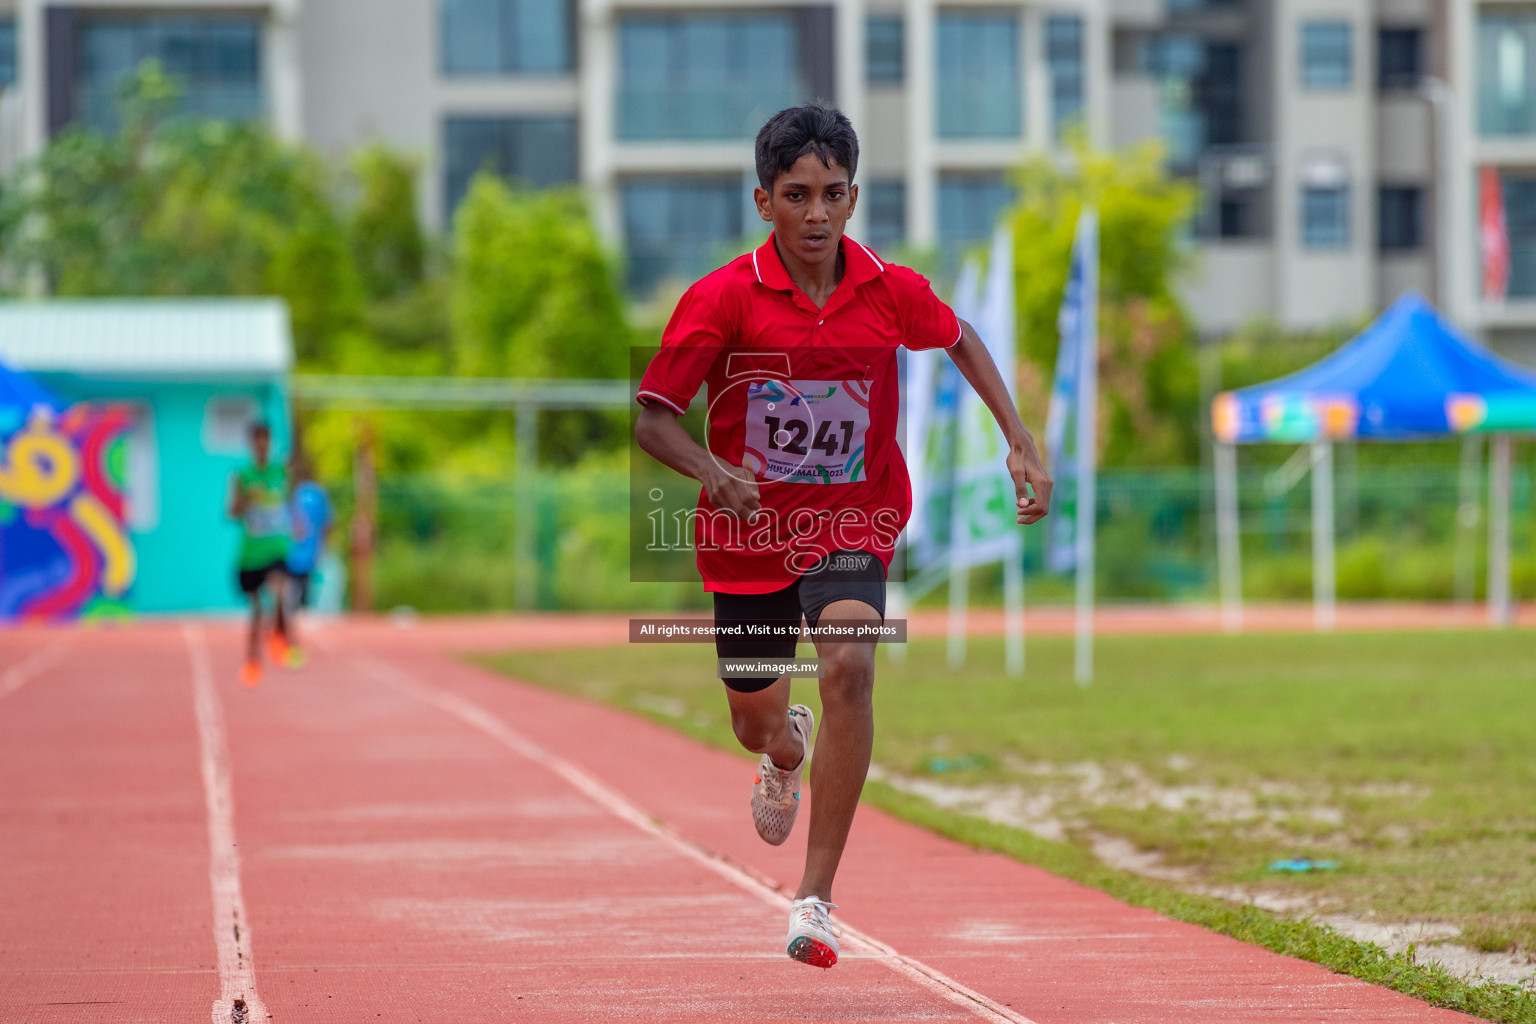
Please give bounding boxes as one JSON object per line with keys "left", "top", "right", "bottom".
{"left": 713, "top": 548, "right": 886, "bottom": 692}
{"left": 237, "top": 560, "right": 286, "bottom": 596}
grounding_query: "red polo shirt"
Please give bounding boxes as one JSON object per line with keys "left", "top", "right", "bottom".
{"left": 637, "top": 234, "right": 961, "bottom": 594}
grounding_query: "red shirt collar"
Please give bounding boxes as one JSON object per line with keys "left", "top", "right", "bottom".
{"left": 751, "top": 233, "right": 885, "bottom": 309}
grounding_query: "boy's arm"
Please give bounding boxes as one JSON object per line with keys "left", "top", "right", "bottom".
{"left": 635, "top": 403, "right": 761, "bottom": 519}
{"left": 947, "top": 318, "right": 1053, "bottom": 525}
{"left": 228, "top": 475, "right": 246, "bottom": 520}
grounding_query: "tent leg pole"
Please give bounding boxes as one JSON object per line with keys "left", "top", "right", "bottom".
{"left": 1311, "top": 441, "right": 1335, "bottom": 632}
{"left": 1454, "top": 434, "right": 1482, "bottom": 607}
{"left": 1489, "top": 434, "right": 1512, "bottom": 628}
{"left": 1216, "top": 442, "right": 1242, "bottom": 633}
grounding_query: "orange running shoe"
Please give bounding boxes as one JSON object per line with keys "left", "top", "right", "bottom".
{"left": 240, "top": 661, "right": 263, "bottom": 688}
{"left": 266, "top": 632, "right": 291, "bottom": 667}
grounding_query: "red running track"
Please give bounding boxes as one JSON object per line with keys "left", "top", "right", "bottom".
{"left": 0, "top": 620, "right": 1484, "bottom": 1024}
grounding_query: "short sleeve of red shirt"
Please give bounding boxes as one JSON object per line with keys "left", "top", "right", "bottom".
{"left": 887, "top": 264, "right": 961, "bottom": 351}
{"left": 636, "top": 284, "right": 733, "bottom": 415}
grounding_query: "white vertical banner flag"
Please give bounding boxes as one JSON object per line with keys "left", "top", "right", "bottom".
{"left": 1044, "top": 208, "right": 1099, "bottom": 683}
{"left": 952, "top": 227, "right": 1019, "bottom": 570}
{"left": 944, "top": 261, "right": 982, "bottom": 667}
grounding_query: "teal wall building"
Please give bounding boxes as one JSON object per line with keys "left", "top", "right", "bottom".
{"left": 0, "top": 300, "right": 294, "bottom": 614}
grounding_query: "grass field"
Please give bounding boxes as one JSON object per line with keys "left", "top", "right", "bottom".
{"left": 483, "top": 629, "right": 1536, "bottom": 1016}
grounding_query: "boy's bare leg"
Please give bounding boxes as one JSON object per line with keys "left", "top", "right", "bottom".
{"left": 796, "top": 598, "right": 880, "bottom": 902}
{"left": 271, "top": 572, "right": 292, "bottom": 643}
{"left": 246, "top": 594, "right": 263, "bottom": 663}
{"left": 725, "top": 676, "right": 803, "bottom": 769}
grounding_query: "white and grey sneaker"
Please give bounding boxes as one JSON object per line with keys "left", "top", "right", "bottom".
{"left": 750, "top": 704, "right": 814, "bottom": 845}
{"left": 786, "top": 895, "right": 840, "bottom": 968}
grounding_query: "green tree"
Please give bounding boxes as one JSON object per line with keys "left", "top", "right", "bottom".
{"left": 349, "top": 145, "right": 427, "bottom": 300}
{"left": 0, "top": 63, "right": 363, "bottom": 363}
{"left": 1006, "top": 133, "right": 1201, "bottom": 465}
{"left": 450, "top": 174, "right": 630, "bottom": 380}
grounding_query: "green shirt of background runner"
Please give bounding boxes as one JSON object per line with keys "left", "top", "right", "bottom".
{"left": 233, "top": 462, "right": 291, "bottom": 570}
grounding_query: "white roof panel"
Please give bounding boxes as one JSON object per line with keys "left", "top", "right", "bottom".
{"left": 0, "top": 299, "right": 294, "bottom": 376}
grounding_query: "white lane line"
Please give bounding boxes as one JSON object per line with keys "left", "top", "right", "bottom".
{"left": 0, "top": 642, "right": 67, "bottom": 701}
{"left": 183, "top": 623, "right": 270, "bottom": 1024}
{"left": 354, "top": 655, "right": 1039, "bottom": 1024}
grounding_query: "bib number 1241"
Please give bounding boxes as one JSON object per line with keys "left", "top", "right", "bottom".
{"left": 743, "top": 379, "right": 871, "bottom": 484}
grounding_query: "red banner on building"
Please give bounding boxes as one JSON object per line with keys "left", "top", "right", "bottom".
{"left": 1481, "top": 165, "right": 1511, "bottom": 302}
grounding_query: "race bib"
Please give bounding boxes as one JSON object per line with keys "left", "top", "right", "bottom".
{"left": 245, "top": 500, "right": 289, "bottom": 538}
{"left": 742, "top": 379, "right": 871, "bottom": 484}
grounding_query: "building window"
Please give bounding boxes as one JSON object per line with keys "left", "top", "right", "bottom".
{"left": 1301, "top": 21, "right": 1352, "bottom": 89}
{"left": 441, "top": 0, "right": 572, "bottom": 75}
{"left": 0, "top": 20, "right": 15, "bottom": 89}
{"left": 617, "top": 14, "right": 813, "bottom": 140}
{"left": 1501, "top": 173, "right": 1536, "bottom": 298}
{"left": 622, "top": 177, "right": 744, "bottom": 292}
{"left": 75, "top": 16, "right": 262, "bottom": 134}
{"left": 937, "top": 12, "right": 1021, "bottom": 138}
{"left": 867, "top": 15, "right": 904, "bottom": 85}
{"left": 1378, "top": 27, "right": 1422, "bottom": 91}
{"left": 1142, "top": 36, "right": 1242, "bottom": 170}
{"left": 1047, "top": 16, "right": 1084, "bottom": 139}
{"left": 444, "top": 116, "right": 578, "bottom": 216}
{"left": 864, "top": 178, "right": 906, "bottom": 249}
{"left": 938, "top": 173, "right": 1014, "bottom": 266}
{"left": 1378, "top": 186, "right": 1423, "bottom": 250}
{"left": 1301, "top": 185, "right": 1350, "bottom": 248}
{"left": 1479, "top": 13, "right": 1536, "bottom": 136}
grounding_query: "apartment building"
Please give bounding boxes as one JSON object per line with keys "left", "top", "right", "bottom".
{"left": 0, "top": 0, "right": 1532, "bottom": 359}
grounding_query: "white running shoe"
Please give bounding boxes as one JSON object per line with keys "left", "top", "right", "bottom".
{"left": 750, "top": 704, "right": 814, "bottom": 846}
{"left": 786, "top": 895, "right": 840, "bottom": 968}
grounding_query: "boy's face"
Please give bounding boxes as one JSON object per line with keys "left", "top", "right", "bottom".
{"left": 250, "top": 430, "right": 270, "bottom": 464}
{"left": 754, "top": 152, "right": 858, "bottom": 270}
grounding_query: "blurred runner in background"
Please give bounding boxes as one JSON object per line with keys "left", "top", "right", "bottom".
{"left": 229, "top": 421, "right": 294, "bottom": 687}
{"left": 284, "top": 453, "right": 333, "bottom": 662}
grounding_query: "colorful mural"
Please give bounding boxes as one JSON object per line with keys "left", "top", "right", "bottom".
{"left": 0, "top": 404, "right": 136, "bottom": 622}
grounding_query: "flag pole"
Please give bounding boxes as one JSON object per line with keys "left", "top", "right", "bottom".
{"left": 1005, "top": 532, "right": 1024, "bottom": 676}
{"left": 1074, "top": 208, "right": 1099, "bottom": 686}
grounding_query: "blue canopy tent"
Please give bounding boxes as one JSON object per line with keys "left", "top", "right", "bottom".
{"left": 1210, "top": 293, "right": 1536, "bottom": 628}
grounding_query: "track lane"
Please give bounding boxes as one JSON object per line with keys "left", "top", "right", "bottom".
{"left": 0, "top": 626, "right": 219, "bottom": 1023}
{"left": 321, "top": 623, "right": 1481, "bottom": 1024}
{"left": 218, "top": 625, "right": 999, "bottom": 1021}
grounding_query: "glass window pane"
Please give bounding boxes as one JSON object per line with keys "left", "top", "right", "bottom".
{"left": 617, "top": 14, "right": 803, "bottom": 140}
{"left": 1047, "top": 16, "right": 1084, "bottom": 139}
{"left": 938, "top": 174, "right": 1014, "bottom": 268}
{"left": 1301, "top": 21, "right": 1352, "bottom": 88}
{"left": 443, "top": 0, "right": 501, "bottom": 74}
{"left": 621, "top": 176, "right": 744, "bottom": 292}
{"left": 937, "top": 13, "right": 1022, "bottom": 138}
{"left": 444, "top": 0, "right": 570, "bottom": 75}
{"left": 0, "top": 20, "right": 14, "bottom": 89}
{"left": 1377, "top": 185, "right": 1422, "bottom": 250}
{"left": 510, "top": 0, "right": 570, "bottom": 72}
{"left": 76, "top": 16, "right": 262, "bottom": 135}
{"left": 864, "top": 178, "right": 906, "bottom": 249}
{"left": 443, "top": 115, "right": 578, "bottom": 216}
{"left": 1478, "top": 13, "right": 1536, "bottom": 136}
{"left": 867, "top": 16, "right": 904, "bottom": 85}
{"left": 1302, "top": 186, "right": 1350, "bottom": 248}
{"left": 1503, "top": 173, "right": 1536, "bottom": 297}
{"left": 1378, "top": 28, "right": 1421, "bottom": 91}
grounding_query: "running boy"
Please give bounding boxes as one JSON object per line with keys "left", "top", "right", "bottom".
{"left": 635, "top": 104, "right": 1051, "bottom": 968}
{"left": 228, "top": 421, "right": 295, "bottom": 687}
{"left": 284, "top": 452, "right": 333, "bottom": 658}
